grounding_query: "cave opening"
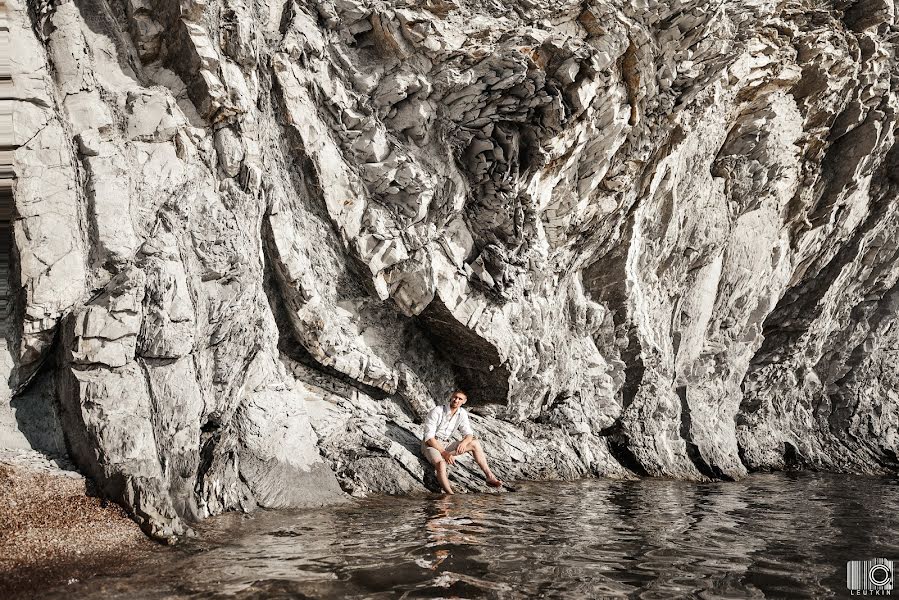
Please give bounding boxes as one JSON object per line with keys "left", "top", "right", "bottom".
{"left": 783, "top": 441, "right": 803, "bottom": 471}
{"left": 416, "top": 297, "right": 509, "bottom": 406}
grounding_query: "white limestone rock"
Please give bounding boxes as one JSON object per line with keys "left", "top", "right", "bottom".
{"left": 214, "top": 126, "right": 245, "bottom": 177}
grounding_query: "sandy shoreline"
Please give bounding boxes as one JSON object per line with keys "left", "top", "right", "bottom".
{"left": 0, "top": 451, "right": 157, "bottom": 598}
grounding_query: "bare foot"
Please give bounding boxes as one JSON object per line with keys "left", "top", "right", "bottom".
{"left": 486, "top": 478, "right": 503, "bottom": 488}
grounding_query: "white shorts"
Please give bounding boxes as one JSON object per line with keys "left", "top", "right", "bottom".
{"left": 421, "top": 439, "right": 461, "bottom": 466}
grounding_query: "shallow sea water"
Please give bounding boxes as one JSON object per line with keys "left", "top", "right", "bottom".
{"left": 47, "top": 472, "right": 899, "bottom": 599}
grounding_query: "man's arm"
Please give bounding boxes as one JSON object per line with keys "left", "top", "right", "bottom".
{"left": 453, "top": 411, "right": 476, "bottom": 453}
{"left": 454, "top": 434, "right": 475, "bottom": 454}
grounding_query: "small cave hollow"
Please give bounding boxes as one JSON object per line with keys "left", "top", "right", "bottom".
{"left": 416, "top": 297, "right": 510, "bottom": 406}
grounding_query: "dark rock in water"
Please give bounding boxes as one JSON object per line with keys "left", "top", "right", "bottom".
{"left": 2, "top": 0, "right": 897, "bottom": 539}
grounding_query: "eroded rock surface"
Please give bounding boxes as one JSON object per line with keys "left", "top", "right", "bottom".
{"left": 3, "top": 0, "right": 897, "bottom": 539}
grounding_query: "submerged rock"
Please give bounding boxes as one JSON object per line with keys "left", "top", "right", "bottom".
{"left": 2, "top": 0, "right": 897, "bottom": 539}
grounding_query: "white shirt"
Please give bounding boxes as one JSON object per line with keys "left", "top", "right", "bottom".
{"left": 422, "top": 404, "right": 474, "bottom": 442}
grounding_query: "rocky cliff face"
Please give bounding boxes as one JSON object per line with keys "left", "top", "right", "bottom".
{"left": 4, "top": 0, "right": 898, "bottom": 539}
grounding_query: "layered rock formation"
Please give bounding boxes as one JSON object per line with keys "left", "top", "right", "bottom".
{"left": 4, "top": 0, "right": 898, "bottom": 539}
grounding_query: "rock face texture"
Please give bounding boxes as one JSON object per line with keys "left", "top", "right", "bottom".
{"left": 3, "top": 0, "right": 898, "bottom": 538}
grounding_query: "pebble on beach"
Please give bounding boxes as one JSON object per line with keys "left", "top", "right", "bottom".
{"left": 0, "top": 452, "right": 155, "bottom": 597}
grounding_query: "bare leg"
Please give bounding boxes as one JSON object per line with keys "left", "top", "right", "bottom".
{"left": 466, "top": 440, "right": 502, "bottom": 486}
{"left": 436, "top": 461, "right": 454, "bottom": 494}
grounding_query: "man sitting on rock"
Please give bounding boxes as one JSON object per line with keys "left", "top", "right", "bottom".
{"left": 421, "top": 390, "right": 503, "bottom": 494}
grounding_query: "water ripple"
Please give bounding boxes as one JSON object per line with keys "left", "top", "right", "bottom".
{"left": 45, "top": 472, "right": 899, "bottom": 599}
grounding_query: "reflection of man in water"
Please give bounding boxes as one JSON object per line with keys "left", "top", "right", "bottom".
{"left": 420, "top": 390, "right": 503, "bottom": 494}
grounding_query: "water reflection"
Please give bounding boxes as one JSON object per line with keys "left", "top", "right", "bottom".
{"left": 39, "top": 473, "right": 899, "bottom": 599}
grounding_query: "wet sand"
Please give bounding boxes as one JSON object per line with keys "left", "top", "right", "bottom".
{"left": 0, "top": 454, "right": 157, "bottom": 598}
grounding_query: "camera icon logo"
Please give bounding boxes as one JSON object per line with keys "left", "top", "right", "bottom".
{"left": 847, "top": 559, "right": 893, "bottom": 595}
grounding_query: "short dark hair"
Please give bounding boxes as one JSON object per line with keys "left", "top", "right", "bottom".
{"left": 450, "top": 389, "right": 468, "bottom": 398}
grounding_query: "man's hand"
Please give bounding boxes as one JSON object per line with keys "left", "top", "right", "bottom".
{"left": 455, "top": 435, "right": 474, "bottom": 454}
{"left": 426, "top": 437, "right": 456, "bottom": 465}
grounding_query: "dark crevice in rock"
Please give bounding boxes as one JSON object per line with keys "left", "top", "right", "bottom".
{"left": 24, "top": 0, "right": 53, "bottom": 41}
{"left": 618, "top": 330, "right": 645, "bottom": 409}
{"left": 583, "top": 224, "right": 643, "bottom": 409}
{"left": 267, "top": 73, "right": 375, "bottom": 302}
{"left": 259, "top": 224, "right": 389, "bottom": 401}
{"left": 194, "top": 422, "right": 221, "bottom": 508}
{"left": 677, "top": 385, "right": 729, "bottom": 481}
{"left": 881, "top": 447, "right": 899, "bottom": 471}
{"left": 736, "top": 443, "right": 755, "bottom": 473}
{"left": 599, "top": 421, "right": 648, "bottom": 477}
{"left": 783, "top": 442, "right": 803, "bottom": 471}
{"left": 10, "top": 313, "right": 59, "bottom": 394}
{"left": 741, "top": 135, "right": 899, "bottom": 432}
{"left": 268, "top": 82, "right": 342, "bottom": 232}
{"left": 619, "top": 40, "right": 641, "bottom": 126}
{"left": 840, "top": 0, "right": 895, "bottom": 32}
{"left": 533, "top": 389, "right": 556, "bottom": 420}
{"left": 807, "top": 106, "right": 883, "bottom": 227}
{"left": 9, "top": 345, "right": 67, "bottom": 456}
{"left": 746, "top": 175, "right": 894, "bottom": 375}
{"left": 608, "top": 439, "right": 649, "bottom": 478}
{"left": 416, "top": 297, "right": 509, "bottom": 406}
{"left": 281, "top": 340, "right": 390, "bottom": 401}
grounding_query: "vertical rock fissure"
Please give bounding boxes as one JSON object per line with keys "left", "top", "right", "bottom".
{"left": 677, "top": 385, "right": 729, "bottom": 480}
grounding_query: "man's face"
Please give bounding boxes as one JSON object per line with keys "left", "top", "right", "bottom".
{"left": 449, "top": 392, "right": 467, "bottom": 410}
